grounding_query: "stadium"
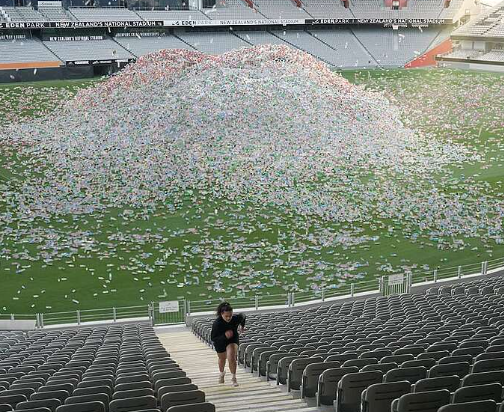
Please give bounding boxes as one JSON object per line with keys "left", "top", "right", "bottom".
{"left": 1, "top": 0, "right": 504, "bottom": 411}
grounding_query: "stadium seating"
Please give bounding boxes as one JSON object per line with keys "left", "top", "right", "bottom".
{"left": 438, "top": 0, "right": 466, "bottom": 19}
{"left": 202, "top": 0, "right": 261, "bottom": 19}
{"left": 0, "top": 7, "right": 45, "bottom": 22}
{"left": 136, "top": 10, "right": 209, "bottom": 20}
{"left": 0, "top": 325, "right": 213, "bottom": 412}
{"left": 452, "top": 2, "right": 504, "bottom": 38}
{"left": 37, "top": 4, "right": 73, "bottom": 21}
{"left": 193, "top": 274, "right": 504, "bottom": 411}
{"left": 301, "top": 0, "right": 354, "bottom": 19}
{"left": 0, "top": 38, "right": 61, "bottom": 66}
{"left": 352, "top": 26, "right": 441, "bottom": 67}
{"left": 68, "top": 7, "right": 142, "bottom": 21}
{"left": 234, "top": 30, "right": 289, "bottom": 47}
{"left": 349, "top": 0, "right": 444, "bottom": 19}
{"left": 114, "top": 35, "right": 194, "bottom": 57}
{"left": 308, "top": 28, "right": 379, "bottom": 67}
{"left": 176, "top": 31, "right": 250, "bottom": 55}
{"left": 43, "top": 38, "right": 134, "bottom": 63}
{"left": 479, "top": 49, "right": 504, "bottom": 62}
{"left": 253, "top": 0, "right": 311, "bottom": 19}
{"left": 0, "top": 0, "right": 468, "bottom": 24}
{"left": 271, "top": 29, "right": 364, "bottom": 66}
{"left": 442, "top": 48, "right": 484, "bottom": 59}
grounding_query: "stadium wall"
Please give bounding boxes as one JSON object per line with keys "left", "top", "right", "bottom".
{"left": 0, "top": 65, "right": 93, "bottom": 82}
{"left": 437, "top": 58, "right": 504, "bottom": 72}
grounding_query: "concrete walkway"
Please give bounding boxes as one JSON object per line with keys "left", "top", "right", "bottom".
{"left": 157, "top": 327, "right": 321, "bottom": 412}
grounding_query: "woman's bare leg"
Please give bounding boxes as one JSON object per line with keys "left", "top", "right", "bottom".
{"left": 227, "top": 343, "right": 239, "bottom": 385}
{"left": 217, "top": 351, "right": 227, "bottom": 383}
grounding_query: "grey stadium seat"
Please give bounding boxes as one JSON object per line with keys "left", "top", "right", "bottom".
{"left": 394, "top": 346, "right": 425, "bottom": 357}
{"left": 472, "top": 358, "right": 504, "bottom": 373}
{"left": 154, "top": 378, "right": 191, "bottom": 394}
{"left": 428, "top": 362, "right": 471, "bottom": 379}
{"left": 395, "top": 389, "right": 450, "bottom": 412}
{"left": 361, "top": 381, "right": 410, "bottom": 412}
{"left": 16, "top": 399, "right": 61, "bottom": 412}
{"left": 413, "top": 376, "right": 461, "bottom": 393}
{"left": 462, "top": 371, "right": 504, "bottom": 387}
{"left": 77, "top": 380, "right": 113, "bottom": 391}
{"left": 0, "top": 394, "right": 27, "bottom": 408}
{"left": 160, "top": 390, "right": 205, "bottom": 412}
{"left": 166, "top": 402, "right": 215, "bottom": 412}
{"left": 55, "top": 401, "right": 106, "bottom": 412}
{"left": 438, "top": 355, "right": 473, "bottom": 364}
{"left": 157, "top": 384, "right": 199, "bottom": 401}
{"left": 264, "top": 352, "right": 291, "bottom": 381}
{"left": 10, "top": 382, "right": 43, "bottom": 392}
{"left": 109, "top": 395, "right": 157, "bottom": 412}
{"left": 438, "top": 400, "right": 497, "bottom": 412}
{"left": 381, "top": 355, "right": 414, "bottom": 364}
{"left": 125, "top": 410, "right": 159, "bottom": 412}
{"left": 476, "top": 352, "right": 504, "bottom": 361}
{"left": 245, "top": 344, "right": 270, "bottom": 368}
{"left": 452, "top": 383, "right": 502, "bottom": 403}
{"left": 317, "top": 366, "right": 359, "bottom": 406}
{"left": 112, "top": 389, "right": 154, "bottom": 400}
{"left": 39, "top": 385, "right": 74, "bottom": 396}
{"left": 116, "top": 375, "right": 152, "bottom": 386}
{"left": 418, "top": 351, "right": 450, "bottom": 361}
{"left": 276, "top": 355, "right": 301, "bottom": 385}
{"left": 151, "top": 371, "right": 185, "bottom": 384}
{"left": 453, "top": 347, "right": 485, "bottom": 357}
{"left": 342, "top": 358, "right": 378, "bottom": 369}
{"left": 300, "top": 361, "right": 340, "bottom": 398}
{"left": 73, "top": 387, "right": 112, "bottom": 398}
{"left": 64, "top": 393, "right": 109, "bottom": 410}
{"left": 12, "top": 409, "right": 51, "bottom": 412}
{"left": 336, "top": 371, "right": 383, "bottom": 412}
{"left": 361, "top": 362, "right": 398, "bottom": 374}
{"left": 401, "top": 359, "right": 436, "bottom": 369}
{"left": 1, "top": 389, "right": 34, "bottom": 399}
{"left": 114, "top": 382, "right": 152, "bottom": 393}
{"left": 384, "top": 367, "right": 427, "bottom": 384}
{"left": 287, "top": 357, "right": 323, "bottom": 391}
{"left": 252, "top": 349, "right": 277, "bottom": 374}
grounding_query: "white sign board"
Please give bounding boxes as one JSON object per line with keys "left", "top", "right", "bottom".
{"left": 0, "top": 320, "right": 37, "bottom": 330}
{"left": 159, "top": 301, "right": 180, "bottom": 313}
{"left": 38, "top": 1, "right": 62, "bottom": 6}
{"left": 162, "top": 18, "right": 306, "bottom": 27}
{"left": 388, "top": 274, "right": 404, "bottom": 286}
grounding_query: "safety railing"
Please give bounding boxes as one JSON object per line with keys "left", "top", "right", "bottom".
{"left": 2, "top": 257, "right": 503, "bottom": 328}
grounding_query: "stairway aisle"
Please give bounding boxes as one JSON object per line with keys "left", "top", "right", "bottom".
{"left": 157, "top": 327, "right": 321, "bottom": 412}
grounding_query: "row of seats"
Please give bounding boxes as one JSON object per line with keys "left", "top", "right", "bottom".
{"left": 453, "top": 1, "right": 504, "bottom": 38}
{"left": 0, "top": 0, "right": 465, "bottom": 23}
{"left": 0, "top": 27, "right": 443, "bottom": 69}
{"left": 0, "top": 39, "right": 60, "bottom": 65}
{"left": 0, "top": 325, "right": 214, "bottom": 412}
{"left": 193, "top": 274, "right": 504, "bottom": 411}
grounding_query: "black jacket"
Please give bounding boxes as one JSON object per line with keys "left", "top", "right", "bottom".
{"left": 211, "top": 313, "right": 246, "bottom": 349}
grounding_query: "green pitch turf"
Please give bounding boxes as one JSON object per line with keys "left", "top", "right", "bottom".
{"left": 0, "top": 69, "right": 503, "bottom": 315}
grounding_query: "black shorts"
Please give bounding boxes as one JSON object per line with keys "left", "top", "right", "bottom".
{"left": 214, "top": 340, "right": 238, "bottom": 354}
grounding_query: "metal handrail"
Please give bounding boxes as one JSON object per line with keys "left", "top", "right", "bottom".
{"left": 2, "top": 257, "right": 503, "bottom": 328}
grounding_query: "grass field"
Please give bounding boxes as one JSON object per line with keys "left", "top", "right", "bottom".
{"left": 0, "top": 68, "right": 503, "bottom": 315}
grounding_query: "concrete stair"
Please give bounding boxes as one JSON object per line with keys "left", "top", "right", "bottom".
{"left": 157, "top": 327, "right": 322, "bottom": 412}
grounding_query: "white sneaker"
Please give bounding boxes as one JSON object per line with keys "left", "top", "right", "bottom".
{"left": 231, "top": 377, "right": 239, "bottom": 387}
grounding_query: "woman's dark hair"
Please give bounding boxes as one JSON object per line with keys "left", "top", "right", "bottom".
{"left": 216, "top": 301, "right": 233, "bottom": 317}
